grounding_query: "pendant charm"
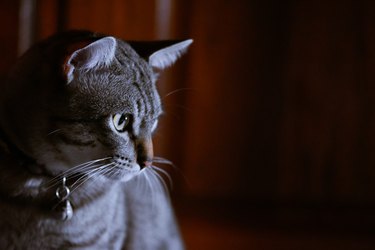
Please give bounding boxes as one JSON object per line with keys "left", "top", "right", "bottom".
{"left": 53, "top": 199, "right": 74, "bottom": 221}
{"left": 53, "top": 177, "right": 74, "bottom": 221}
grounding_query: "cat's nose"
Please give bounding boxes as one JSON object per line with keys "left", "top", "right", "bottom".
{"left": 136, "top": 137, "right": 153, "bottom": 169}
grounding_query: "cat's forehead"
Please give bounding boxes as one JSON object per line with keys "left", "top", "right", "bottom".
{"left": 115, "top": 40, "right": 147, "bottom": 66}
{"left": 67, "top": 65, "right": 161, "bottom": 119}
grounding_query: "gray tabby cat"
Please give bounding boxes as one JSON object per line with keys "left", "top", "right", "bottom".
{"left": 0, "top": 30, "right": 192, "bottom": 249}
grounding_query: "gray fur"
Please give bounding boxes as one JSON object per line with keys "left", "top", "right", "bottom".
{"left": 0, "top": 31, "right": 191, "bottom": 249}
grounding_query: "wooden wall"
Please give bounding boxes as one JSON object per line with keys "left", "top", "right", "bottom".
{"left": 0, "top": 1, "right": 19, "bottom": 75}
{"left": 183, "top": 0, "right": 375, "bottom": 207}
{"left": 1, "top": 0, "right": 375, "bottom": 213}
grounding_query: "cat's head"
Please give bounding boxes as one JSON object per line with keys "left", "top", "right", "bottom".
{"left": 0, "top": 31, "right": 192, "bottom": 182}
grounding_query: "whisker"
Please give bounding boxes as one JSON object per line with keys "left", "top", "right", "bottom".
{"left": 152, "top": 157, "right": 174, "bottom": 167}
{"left": 162, "top": 87, "right": 194, "bottom": 99}
{"left": 67, "top": 157, "right": 112, "bottom": 175}
{"left": 142, "top": 169, "right": 157, "bottom": 209}
{"left": 44, "top": 157, "right": 112, "bottom": 189}
{"left": 102, "top": 163, "right": 119, "bottom": 179}
{"left": 135, "top": 170, "right": 147, "bottom": 192}
{"left": 70, "top": 163, "right": 115, "bottom": 194}
{"left": 150, "top": 165, "right": 173, "bottom": 190}
{"left": 152, "top": 156, "right": 192, "bottom": 187}
{"left": 149, "top": 167, "right": 171, "bottom": 194}
{"left": 70, "top": 166, "right": 102, "bottom": 190}
{"left": 46, "top": 129, "right": 62, "bottom": 137}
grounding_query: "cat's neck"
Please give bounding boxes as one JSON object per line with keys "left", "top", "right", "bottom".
{"left": 0, "top": 127, "right": 51, "bottom": 205}
{"left": 0, "top": 156, "right": 115, "bottom": 220}
{"left": 0, "top": 137, "right": 112, "bottom": 220}
{"left": 0, "top": 154, "right": 55, "bottom": 214}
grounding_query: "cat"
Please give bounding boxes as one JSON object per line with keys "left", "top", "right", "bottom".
{"left": 0, "top": 30, "right": 192, "bottom": 249}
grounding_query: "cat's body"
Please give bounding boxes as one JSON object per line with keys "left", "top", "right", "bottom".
{"left": 0, "top": 174, "right": 179, "bottom": 249}
{"left": 0, "top": 31, "right": 191, "bottom": 249}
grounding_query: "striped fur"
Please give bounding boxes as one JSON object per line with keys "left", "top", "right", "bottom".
{"left": 0, "top": 31, "right": 191, "bottom": 249}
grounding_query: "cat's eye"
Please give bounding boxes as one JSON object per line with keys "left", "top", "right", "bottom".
{"left": 112, "top": 113, "right": 131, "bottom": 133}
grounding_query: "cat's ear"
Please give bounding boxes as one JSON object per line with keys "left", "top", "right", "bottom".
{"left": 128, "top": 39, "right": 193, "bottom": 69}
{"left": 148, "top": 40, "right": 193, "bottom": 69}
{"left": 65, "top": 36, "right": 117, "bottom": 83}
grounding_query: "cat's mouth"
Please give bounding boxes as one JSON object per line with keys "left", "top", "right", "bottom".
{"left": 113, "top": 154, "right": 134, "bottom": 169}
{"left": 104, "top": 155, "right": 141, "bottom": 181}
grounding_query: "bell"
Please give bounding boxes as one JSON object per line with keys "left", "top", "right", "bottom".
{"left": 53, "top": 177, "right": 74, "bottom": 221}
{"left": 54, "top": 199, "right": 74, "bottom": 221}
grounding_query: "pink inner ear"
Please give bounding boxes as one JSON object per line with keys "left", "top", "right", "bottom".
{"left": 62, "top": 55, "right": 74, "bottom": 83}
{"left": 63, "top": 63, "right": 71, "bottom": 76}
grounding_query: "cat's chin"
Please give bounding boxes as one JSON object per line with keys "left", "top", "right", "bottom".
{"left": 103, "top": 164, "right": 141, "bottom": 183}
{"left": 119, "top": 173, "right": 139, "bottom": 183}
{"left": 103, "top": 172, "right": 139, "bottom": 183}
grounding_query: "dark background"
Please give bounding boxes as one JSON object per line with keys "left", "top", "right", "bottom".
{"left": 1, "top": 0, "right": 375, "bottom": 249}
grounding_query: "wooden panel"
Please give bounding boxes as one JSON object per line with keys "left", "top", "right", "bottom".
{"left": 183, "top": 0, "right": 273, "bottom": 198}
{"left": 35, "top": 0, "right": 59, "bottom": 40}
{"left": 64, "top": 0, "right": 156, "bottom": 40}
{"left": 182, "top": 0, "right": 375, "bottom": 204}
{"left": 0, "top": 1, "right": 19, "bottom": 75}
{"left": 277, "top": 0, "right": 375, "bottom": 202}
